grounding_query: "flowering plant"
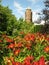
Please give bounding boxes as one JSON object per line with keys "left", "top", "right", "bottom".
{"left": 0, "top": 32, "right": 49, "bottom": 65}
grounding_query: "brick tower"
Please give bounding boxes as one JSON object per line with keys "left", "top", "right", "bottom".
{"left": 25, "top": 9, "right": 32, "bottom": 22}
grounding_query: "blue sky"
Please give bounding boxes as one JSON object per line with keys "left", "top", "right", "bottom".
{"left": 1, "top": 0, "right": 44, "bottom": 21}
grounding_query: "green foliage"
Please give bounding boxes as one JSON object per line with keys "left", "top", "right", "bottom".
{"left": 0, "top": 4, "right": 43, "bottom": 36}
{"left": 12, "top": 18, "right": 35, "bottom": 36}
{"left": 15, "top": 48, "right": 31, "bottom": 62}
{"left": 34, "top": 25, "right": 42, "bottom": 33}
{"left": 7, "top": 15, "right": 17, "bottom": 35}
{"left": 0, "top": 5, "right": 17, "bottom": 35}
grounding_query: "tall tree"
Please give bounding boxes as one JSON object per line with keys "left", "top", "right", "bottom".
{"left": 0, "top": 5, "right": 17, "bottom": 35}
{"left": 42, "top": 0, "right": 49, "bottom": 33}
{"left": 43, "top": 0, "right": 49, "bottom": 24}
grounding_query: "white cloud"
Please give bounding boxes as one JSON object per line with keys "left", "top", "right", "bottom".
{"left": 32, "top": 9, "right": 41, "bottom": 21}
{"left": 14, "top": 1, "right": 24, "bottom": 15}
{"left": 33, "top": 11, "right": 39, "bottom": 21}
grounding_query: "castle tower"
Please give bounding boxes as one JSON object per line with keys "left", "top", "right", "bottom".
{"left": 25, "top": 9, "right": 32, "bottom": 22}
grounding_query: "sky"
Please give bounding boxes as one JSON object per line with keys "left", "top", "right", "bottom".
{"left": 1, "top": 0, "right": 45, "bottom": 21}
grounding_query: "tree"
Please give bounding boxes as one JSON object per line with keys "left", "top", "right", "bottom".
{"left": 0, "top": 5, "right": 17, "bottom": 35}
{"left": 41, "top": 0, "right": 49, "bottom": 33}
{"left": 0, "top": 5, "right": 10, "bottom": 31}
{"left": 43, "top": 0, "right": 49, "bottom": 24}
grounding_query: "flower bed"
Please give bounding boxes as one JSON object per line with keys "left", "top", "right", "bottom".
{"left": 0, "top": 32, "right": 49, "bottom": 65}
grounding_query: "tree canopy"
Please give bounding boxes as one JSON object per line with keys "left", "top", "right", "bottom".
{"left": 0, "top": 5, "right": 17, "bottom": 34}
{"left": 43, "top": 0, "right": 49, "bottom": 23}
